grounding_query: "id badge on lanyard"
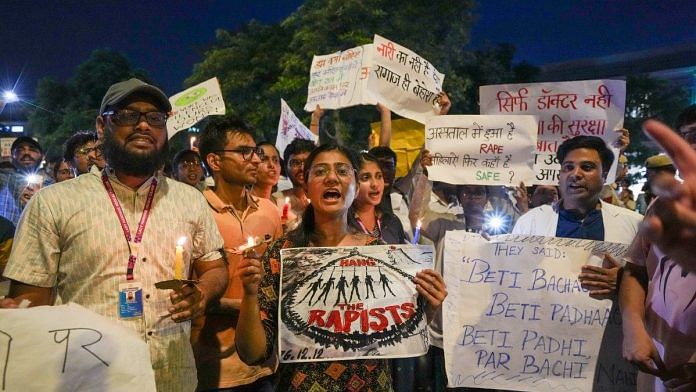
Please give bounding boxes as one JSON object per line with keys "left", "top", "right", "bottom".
{"left": 102, "top": 171, "right": 157, "bottom": 319}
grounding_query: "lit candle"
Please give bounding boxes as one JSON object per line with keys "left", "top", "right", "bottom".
{"left": 247, "top": 236, "right": 255, "bottom": 248}
{"left": 189, "top": 136, "right": 197, "bottom": 150}
{"left": 174, "top": 237, "right": 186, "bottom": 280}
{"left": 412, "top": 220, "right": 422, "bottom": 244}
{"left": 282, "top": 197, "right": 290, "bottom": 220}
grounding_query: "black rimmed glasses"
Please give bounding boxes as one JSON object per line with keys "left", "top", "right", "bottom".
{"left": 215, "top": 146, "right": 265, "bottom": 161}
{"left": 75, "top": 145, "right": 103, "bottom": 157}
{"left": 102, "top": 109, "right": 168, "bottom": 127}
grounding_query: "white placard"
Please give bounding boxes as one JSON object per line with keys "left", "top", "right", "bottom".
{"left": 368, "top": 35, "right": 445, "bottom": 124}
{"left": 304, "top": 44, "right": 375, "bottom": 111}
{"left": 276, "top": 99, "right": 318, "bottom": 158}
{"left": 0, "top": 303, "right": 156, "bottom": 391}
{"left": 167, "top": 77, "right": 226, "bottom": 138}
{"left": 480, "top": 80, "right": 626, "bottom": 185}
{"left": 279, "top": 244, "right": 432, "bottom": 362}
{"left": 443, "top": 232, "right": 629, "bottom": 391}
{"left": 424, "top": 115, "right": 538, "bottom": 186}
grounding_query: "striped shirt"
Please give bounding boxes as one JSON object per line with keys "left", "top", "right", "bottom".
{"left": 4, "top": 166, "right": 224, "bottom": 391}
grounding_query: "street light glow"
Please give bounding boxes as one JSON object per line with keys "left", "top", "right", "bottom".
{"left": 2, "top": 90, "right": 18, "bottom": 103}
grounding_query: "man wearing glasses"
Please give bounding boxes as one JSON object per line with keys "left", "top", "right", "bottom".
{"left": 172, "top": 149, "right": 206, "bottom": 190}
{"left": 2, "top": 78, "right": 228, "bottom": 391}
{"left": 64, "top": 131, "right": 102, "bottom": 175}
{"left": 193, "top": 118, "right": 282, "bottom": 391}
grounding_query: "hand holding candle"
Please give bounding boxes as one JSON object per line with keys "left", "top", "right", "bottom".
{"left": 174, "top": 237, "right": 186, "bottom": 280}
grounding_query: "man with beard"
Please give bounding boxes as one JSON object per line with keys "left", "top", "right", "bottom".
{"left": 0, "top": 136, "right": 53, "bottom": 224}
{"left": 1, "top": 78, "right": 228, "bottom": 391}
{"left": 192, "top": 118, "right": 282, "bottom": 391}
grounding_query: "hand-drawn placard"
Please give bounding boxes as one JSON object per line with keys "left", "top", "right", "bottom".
{"left": 276, "top": 98, "right": 318, "bottom": 158}
{"left": 442, "top": 232, "right": 630, "bottom": 392}
{"left": 0, "top": 303, "right": 156, "bottom": 391}
{"left": 424, "top": 115, "right": 537, "bottom": 186}
{"left": 167, "top": 77, "right": 226, "bottom": 139}
{"left": 304, "top": 44, "right": 375, "bottom": 111}
{"left": 279, "top": 244, "right": 433, "bottom": 362}
{"left": 480, "top": 80, "right": 626, "bottom": 185}
{"left": 368, "top": 35, "right": 445, "bottom": 124}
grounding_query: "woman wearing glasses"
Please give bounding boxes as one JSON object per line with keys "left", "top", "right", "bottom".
{"left": 235, "top": 144, "right": 447, "bottom": 391}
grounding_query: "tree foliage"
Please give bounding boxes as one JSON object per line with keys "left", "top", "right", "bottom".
{"left": 28, "top": 49, "right": 147, "bottom": 158}
{"left": 187, "top": 0, "right": 493, "bottom": 148}
{"left": 623, "top": 74, "right": 689, "bottom": 182}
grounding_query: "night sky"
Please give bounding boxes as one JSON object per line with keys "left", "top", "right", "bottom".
{"left": 1, "top": 0, "right": 694, "bottom": 99}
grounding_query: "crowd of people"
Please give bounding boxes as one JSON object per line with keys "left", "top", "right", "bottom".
{"left": 0, "top": 77, "right": 694, "bottom": 392}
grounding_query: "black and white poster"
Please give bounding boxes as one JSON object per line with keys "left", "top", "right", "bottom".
{"left": 279, "top": 244, "right": 433, "bottom": 362}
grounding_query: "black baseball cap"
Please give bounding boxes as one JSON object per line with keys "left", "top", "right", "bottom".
{"left": 99, "top": 78, "right": 171, "bottom": 114}
{"left": 11, "top": 136, "right": 42, "bottom": 153}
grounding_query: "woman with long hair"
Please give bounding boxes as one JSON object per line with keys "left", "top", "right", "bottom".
{"left": 352, "top": 152, "right": 407, "bottom": 244}
{"left": 235, "top": 143, "right": 447, "bottom": 391}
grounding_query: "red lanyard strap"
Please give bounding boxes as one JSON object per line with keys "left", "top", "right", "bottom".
{"left": 355, "top": 214, "right": 382, "bottom": 239}
{"left": 102, "top": 172, "right": 158, "bottom": 280}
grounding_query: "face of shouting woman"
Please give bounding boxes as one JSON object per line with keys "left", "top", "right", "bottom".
{"left": 355, "top": 160, "right": 384, "bottom": 208}
{"left": 304, "top": 150, "right": 357, "bottom": 218}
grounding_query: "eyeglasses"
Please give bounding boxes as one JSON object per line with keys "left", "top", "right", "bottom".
{"left": 215, "top": 146, "right": 265, "bottom": 161}
{"left": 103, "top": 109, "right": 168, "bottom": 127}
{"left": 288, "top": 158, "right": 305, "bottom": 169}
{"left": 308, "top": 163, "right": 355, "bottom": 180}
{"left": 179, "top": 160, "right": 202, "bottom": 169}
{"left": 76, "top": 145, "right": 103, "bottom": 157}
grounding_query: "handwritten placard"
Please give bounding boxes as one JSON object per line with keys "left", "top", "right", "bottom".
{"left": 167, "top": 77, "right": 226, "bottom": 139}
{"left": 442, "top": 232, "right": 629, "bottom": 391}
{"left": 276, "top": 98, "right": 318, "bottom": 158}
{"left": 480, "top": 80, "right": 626, "bottom": 185}
{"left": 368, "top": 35, "right": 445, "bottom": 124}
{"left": 304, "top": 44, "right": 375, "bottom": 111}
{"left": 279, "top": 244, "right": 432, "bottom": 362}
{"left": 0, "top": 303, "right": 156, "bottom": 391}
{"left": 424, "top": 115, "right": 537, "bottom": 185}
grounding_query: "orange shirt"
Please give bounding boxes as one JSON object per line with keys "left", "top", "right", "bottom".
{"left": 191, "top": 188, "right": 282, "bottom": 389}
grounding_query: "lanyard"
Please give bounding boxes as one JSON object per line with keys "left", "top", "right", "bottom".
{"left": 102, "top": 171, "right": 158, "bottom": 281}
{"left": 355, "top": 214, "right": 382, "bottom": 239}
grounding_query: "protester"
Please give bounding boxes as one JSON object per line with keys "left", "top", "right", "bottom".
{"left": 252, "top": 142, "right": 282, "bottom": 202}
{"left": 635, "top": 154, "right": 676, "bottom": 214}
{"left": 0, "top": 137, "right": 53, "bottom": 224}
{"left": 513, "top": 135, "right": 642, "bottom": 294}
{"left": 235, "top": 143, "right": 447, "bottom": 391}
{"left": 273, "top": 138, "right": 315, "bottom": 221}
{"left": 171, "top": 149, "right": 205, "bottom": 189}
{"left": 621, "top": 113, "right": 696, "bottom": 392}
{"left": 52, "top": 159, "right": 75, "bottom": 183}
{"left": 191, "top": 118, "right": 282, "bottom": 391}
{"left": 352, "top": 152, "right": 407, "bottom": 244}
{"left": 1, "top": 78, "right": 228, "bottom": 391}
{"left": 64, "top": 131, "right": 100, "bottom": 175}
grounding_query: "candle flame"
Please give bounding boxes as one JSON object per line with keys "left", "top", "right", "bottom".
{"left": 416, "top": 220, "right": 422, "bottom": 229}
{"left": 285, "top": 196, "right": 290, "bottom": 204}
{"left": 247, "top": 236, "right": 255, "bottom": 247}
{"left": 177, "top": 237, "right": 187, "bottom": 246}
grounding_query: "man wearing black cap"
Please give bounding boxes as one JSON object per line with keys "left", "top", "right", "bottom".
{"left": 1, "top": 78, "right": 228, "bottom": 391}
{"left": 0, "top": 136, "right": 53, "bottom": 224}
